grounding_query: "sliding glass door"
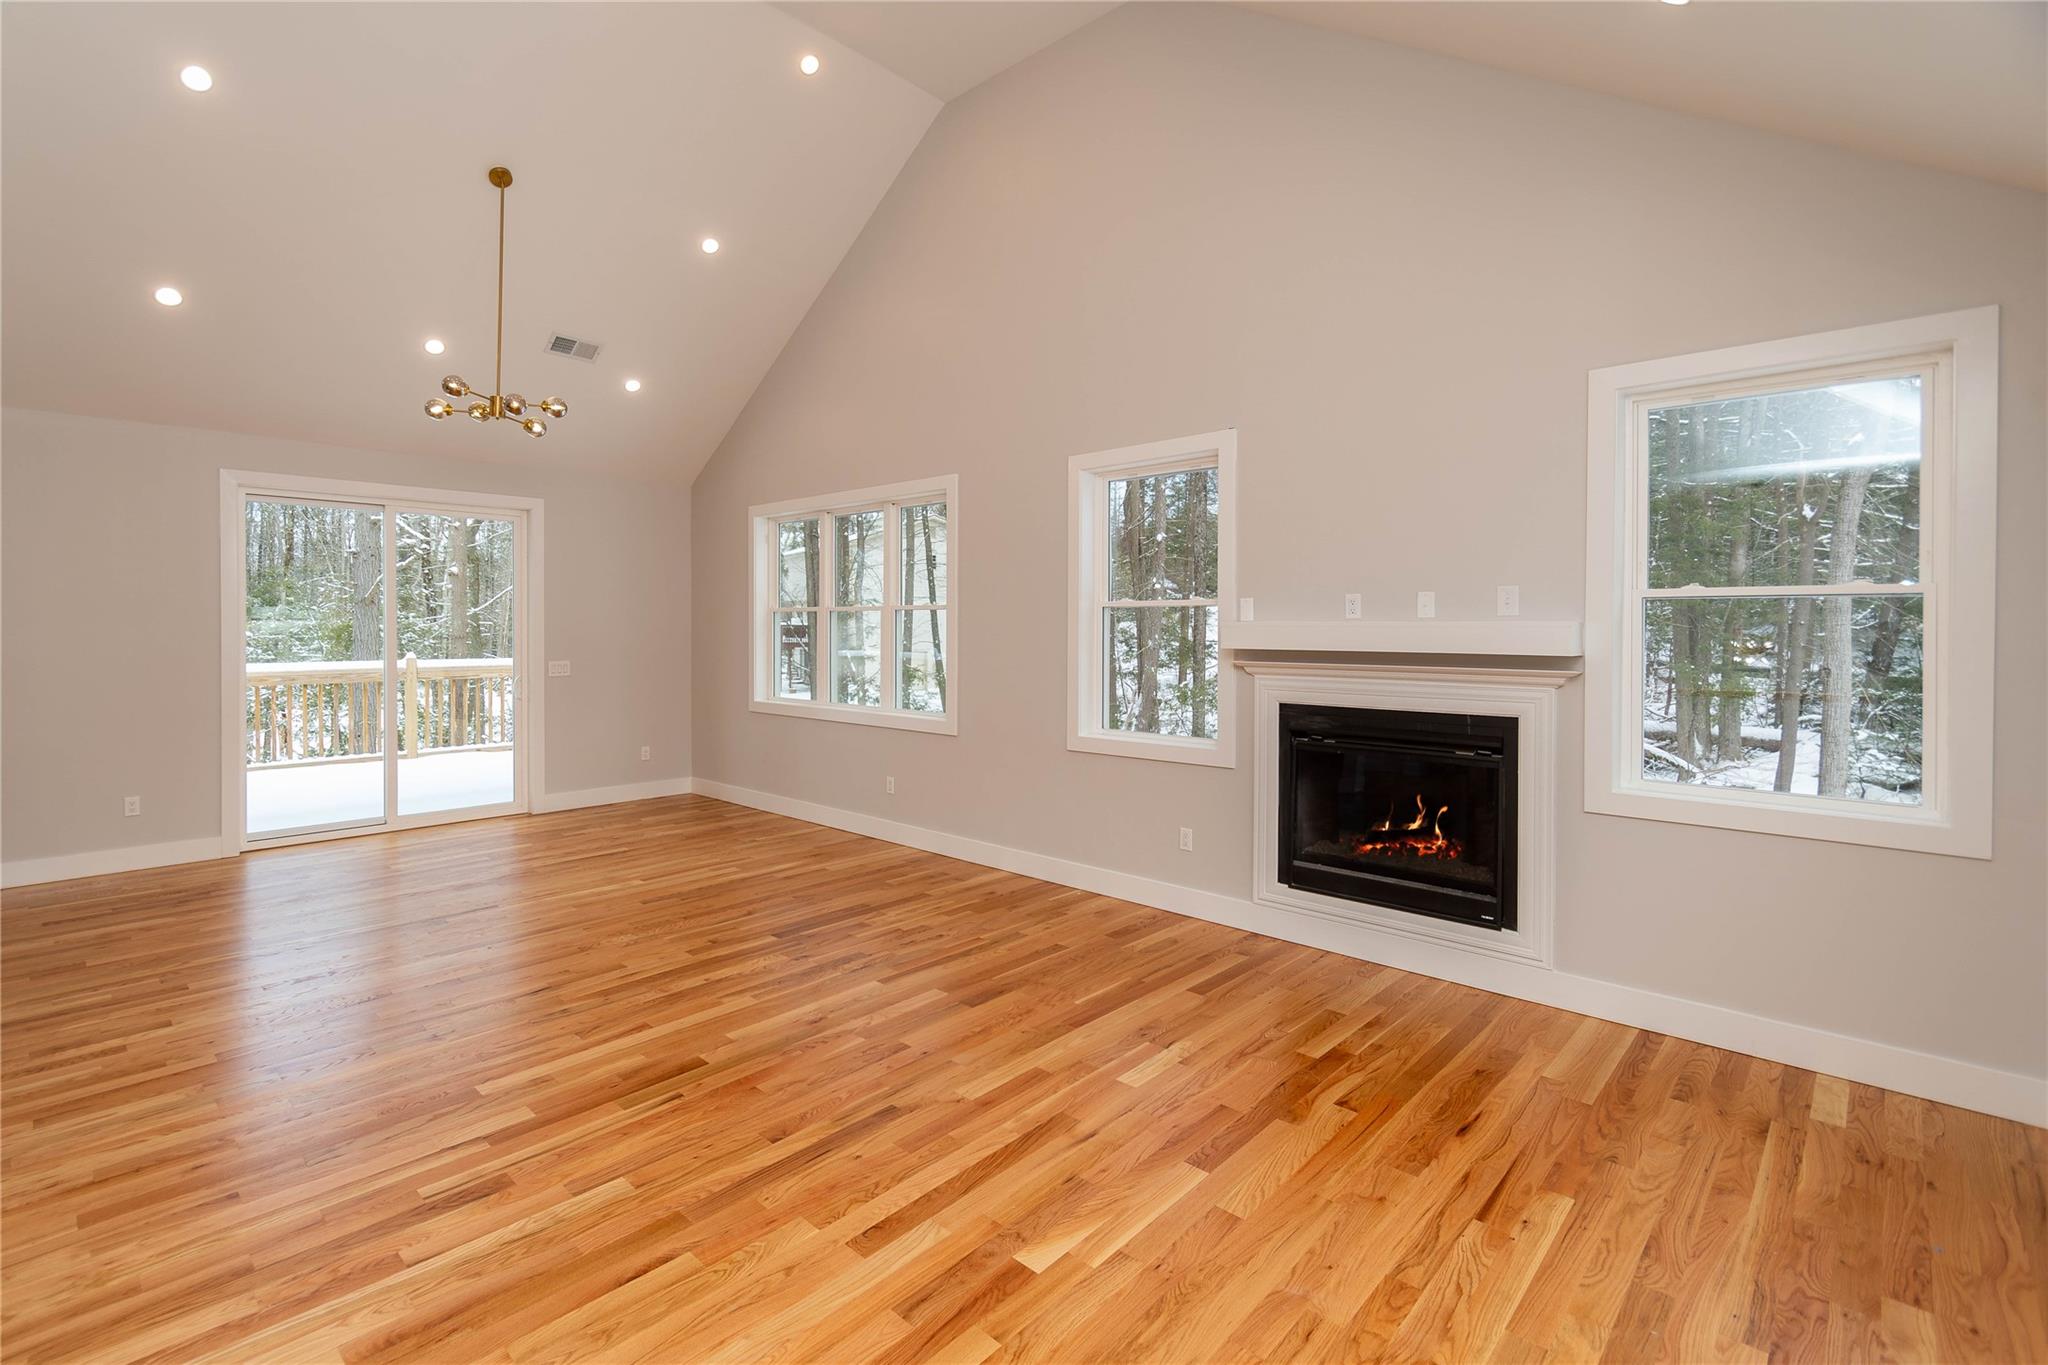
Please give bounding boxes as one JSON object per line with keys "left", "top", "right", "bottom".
{"left": 243, "top": 498, "right": 390, "bottom": 838}
{"left": 394, "top": 511, "right": 518, "bottom": 817}
{"left": 237, "top": 485, "right": 527, "bottom": 845}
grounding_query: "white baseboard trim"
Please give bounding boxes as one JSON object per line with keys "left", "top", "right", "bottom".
{"left": 692, "top": 778, "right": 2047, "bottom": 1127}
{"left": 532, "top": 776, "right": 695, "bottom": 814}
{"left": 2, "top": 779, "right": 698, "bottom": 890}
{"left": 2, "top": 836, "right": 227, "bottom": 890}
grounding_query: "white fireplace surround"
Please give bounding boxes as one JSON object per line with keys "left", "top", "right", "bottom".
{"left": 1248, "top": 661, "right": 1572, "bottom": 970}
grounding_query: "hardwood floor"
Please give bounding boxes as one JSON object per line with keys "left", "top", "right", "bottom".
{"left": 3, "top": 796, "right": 2042, "bottom": 1364}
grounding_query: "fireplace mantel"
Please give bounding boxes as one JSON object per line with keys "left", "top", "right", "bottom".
{"left": 1248, "top": 662, "right": 1565, "bottom": 970}
{"left": 1221, "top": 618, "right": 1582, "bottom": 656}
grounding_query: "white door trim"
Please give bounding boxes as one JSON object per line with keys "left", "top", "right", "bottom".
{"left": 218, "top": 469, "right": 547, "bottom": 854}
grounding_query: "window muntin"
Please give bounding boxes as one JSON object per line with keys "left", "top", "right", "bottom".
{"left": 1633, "top": 362, "right": 1930, "bottom": 807}
{"left": 753, "top": 482, "right": 953, "bottom": 730}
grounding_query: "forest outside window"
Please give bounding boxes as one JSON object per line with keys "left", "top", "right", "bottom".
{"left": 1069, "top": 431, "right": 1237, "bottom": 766}
{"left": 1585, "top": 308, "right": 1998, "bottom": 857}
{"left": 751, "top": 477, "right": 956, "bottom": 735}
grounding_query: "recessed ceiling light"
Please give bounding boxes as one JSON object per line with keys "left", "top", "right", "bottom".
{"left": 424, "top": 338, "right": 445, "bottom": 355}
{"left": 799, "top": 54, "right": 821, "bottom": 76}
{"left": 700, "top": 237, "right": 720, "bottom": 255}
{"left": 179, "top": 65, "right": 213, "bottom": 92}
{"left": 624, "top": 378, "right": 642, "bottom": 392}
{"left": 1659, "top": 0, "right": 1689, "bottom": 6}
{"left": 153, "top": 286, "right": 184, "bottom": 307}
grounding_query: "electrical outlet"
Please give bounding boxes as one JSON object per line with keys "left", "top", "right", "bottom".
{"left": 1178, "top": 827, "right": 1194, "bottom": 852}
{"left": 1416, "top": 591, "right": 1436, "bottom": 619}
{"left": 547, "top": 660, "right": 571, "bottom": 677}
{"left": 885, "top": 776, "right": 896, "bottom": 795}
{"left": 1239, "top": 596, "right": 1255, "bottom": 622}
{"left": 1496, "top": 585, "right": 1521, "bottom": 617}
{"left": 123, "top": 795, "right": 141, "bottom": 818}
{"left": 640, "top": 745, "right": 651, "bottom": 761}
{"left": 1343, "top": 593, "right": 1363, "bottom": 620}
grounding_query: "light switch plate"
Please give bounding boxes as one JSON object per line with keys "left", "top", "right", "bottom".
{"left": 547, "top": 660, "right": 571, "bottom": 677}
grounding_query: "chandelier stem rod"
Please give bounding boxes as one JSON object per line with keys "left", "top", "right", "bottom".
{"left": 494, "top": 182, "right": 506, "bottom": 404}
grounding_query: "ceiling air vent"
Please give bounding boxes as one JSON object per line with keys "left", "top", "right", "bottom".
{"left": 546, "top": 333, "right": 602, "bottom": 362}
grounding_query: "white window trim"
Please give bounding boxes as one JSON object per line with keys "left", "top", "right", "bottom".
{"left": 749, "top": 474, "right": 958, "bottom": 736}
{"left": 1584, "top": 306, "right": 1998, "bottom": 858}
{"left": 1067, "top": 429, "right": 1237, "bottom": 767}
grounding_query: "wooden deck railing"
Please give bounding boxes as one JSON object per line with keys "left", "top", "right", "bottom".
{"left": 244, "top": 656, "right": 514, "bottom": 766}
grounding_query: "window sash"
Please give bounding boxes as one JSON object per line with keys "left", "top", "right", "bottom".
{"left": 775, "top": 517, "right": 820, "bottom": 610}
{"left": 1091, "top": 458, "right": 1220, "bottom": 739}
{"left": 1620, "top": 354, "right": 1944, "bottom": 810}
{"left": 1628, "top": 357, "right": 1939, "bottom": 598}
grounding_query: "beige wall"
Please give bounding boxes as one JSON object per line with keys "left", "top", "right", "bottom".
{"left": 2, "top": 407, "right": 692, "bottom": 863}
{"left": 691, "top": 5, "right": 2047, "bottom": 1079}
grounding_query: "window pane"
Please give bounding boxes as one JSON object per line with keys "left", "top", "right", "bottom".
{"left": 774, "top": 611, "right": 816, "bottom": 700}
{"left": 897, "top": 608, "right": 947, "bottom": 712}
{"left": 777, "top": 519, "right": 819, "bottom": 608}
{"left": 900, "top": 502, "right": 947, "bottom": 605}
{"left": 1107, "top": 467, "right": 1218, "bottom": 601}
{"left": 1641, "top": 595, "right": 1922, "bottom": 804}
{"left": 831, "top": 610, "right": 882, "bottom": 706}
{"left": 1647, "top": 375, "right": 1922, "bottom": 590}
{"left": 834, "top": 510, "right": 884, "bottom": 606}
{"left": 1105, "top": 604, "right": 1218, "bottom": 738}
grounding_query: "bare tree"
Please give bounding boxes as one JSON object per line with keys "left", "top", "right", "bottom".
{"left": 1817, "top": 468, "right": 1874, "bottom": 795}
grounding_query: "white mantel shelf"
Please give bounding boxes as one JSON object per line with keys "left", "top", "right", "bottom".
{"left": 1222, "top": 618, "right": 1583, "bottom": 657}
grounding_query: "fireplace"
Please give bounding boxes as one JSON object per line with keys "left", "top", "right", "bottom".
{"left": 1278, "top": 703, "right": 1517, "bottom": 931}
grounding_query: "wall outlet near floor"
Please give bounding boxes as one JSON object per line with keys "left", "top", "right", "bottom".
{"left": 1239, "top": 596, "right": 1255, "bottom": 622}
{"left": 1416, "top": 591, "right": 1437, "bottom": 619}
{"left": 640, "top": 746, "right": 651, "bottom": 761}
{"left": 1178, "top": 826, "right": 1194, "bottom": 852}
{"left": 886, "top": 776, "right": 896, "bottom": 795}
{"left": 1496, "top": 585, "right": 1521, "bottom": 617}
{"left": 547, "top": 660, "right": 571, "bottom": 677}
{"left": 123, "top": 795, "right": 141, "bottom": 818}
{"left": 1343, "top": 593, "right": 1363, "bottom": 620}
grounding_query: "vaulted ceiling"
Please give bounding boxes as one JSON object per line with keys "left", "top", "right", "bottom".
{"left": 1, "top": 2, "right": 941, "bottom": 481}
{"left": 4, "top": 2, "right": 2039, "bottom": 485}
{"left": 1247, "top": 1, "right": 2046, "bottom": 194}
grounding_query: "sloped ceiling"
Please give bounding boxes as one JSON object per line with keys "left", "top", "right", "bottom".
{"left": 1246, "top": 1, "right": 2046, "bottom": 193}
{"left": 1, "top": 2, "right": 940, "bottom": 482}
{"left": 775, "top": 2, "right": 1122, "bottom": 101}
{"left": 6, "top": 2, "right": 2037, "bottom": 490}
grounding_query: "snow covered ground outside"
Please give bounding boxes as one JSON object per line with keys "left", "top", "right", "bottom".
{"left": 1642, "top": 723, "right": 1919, "bottom": 805}
{"left": 246, "top": 749, "right": 515, "bottom": 834}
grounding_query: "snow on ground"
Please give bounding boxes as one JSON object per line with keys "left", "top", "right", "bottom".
{"left": 247, "top": 750, "right": 514, "bottom": 835}
{"left": 1642, "top": 725, "right": 1920, "bottom": 806}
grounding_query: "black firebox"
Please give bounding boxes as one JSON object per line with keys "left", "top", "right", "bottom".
{"left": 1278, "top": 703, "right": 1516, "bottom": 931}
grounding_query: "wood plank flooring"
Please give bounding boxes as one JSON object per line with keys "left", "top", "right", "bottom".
{"left": 3, "top": 795, "right": 2043, "bottom": 1363}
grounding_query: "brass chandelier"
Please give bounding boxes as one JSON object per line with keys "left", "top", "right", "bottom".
{"left": 424, "top": 167, "right": 566, "bottom": 438}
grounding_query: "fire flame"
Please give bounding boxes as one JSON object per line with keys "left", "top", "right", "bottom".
{"left": 1355, "top": 794, "right": 1463, "bottom": 861}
